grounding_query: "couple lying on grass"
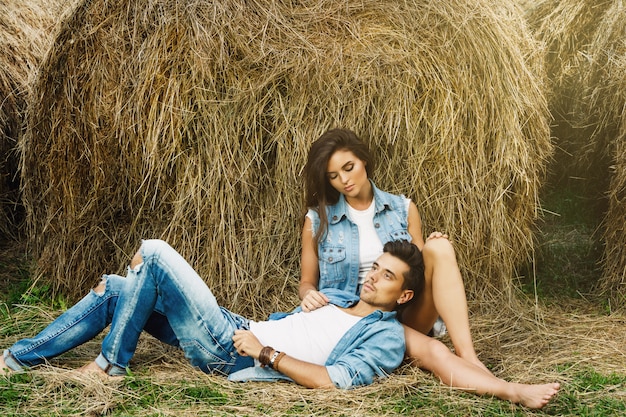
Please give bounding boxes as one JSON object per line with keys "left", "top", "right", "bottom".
{"left": 1, "top": 239, "right": 558, "bottom": 408}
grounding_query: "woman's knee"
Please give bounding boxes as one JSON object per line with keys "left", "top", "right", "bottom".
{"left": 422, "top": 237, "right": 455, "bottom": 262}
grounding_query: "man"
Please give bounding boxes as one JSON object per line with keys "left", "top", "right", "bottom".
{"left": 1, "top": 239, "right": 424, "bottom": 389}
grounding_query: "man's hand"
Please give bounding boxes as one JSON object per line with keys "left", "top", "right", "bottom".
{"left": 300, "top": 289, "right": 329, "bottom": 312}
{"left": 233, "top": 327, "right": 334, "bottom": 388}
{"left": 232, "top": 330, "right": 264, "bottom": 359}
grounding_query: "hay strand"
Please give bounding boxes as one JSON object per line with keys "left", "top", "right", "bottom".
{"left": 0, "top": 0, "right": 68, "bottom": 240}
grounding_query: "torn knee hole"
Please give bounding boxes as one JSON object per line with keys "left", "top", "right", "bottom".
{"left": 93, "top": 280, "right": 106, "bottom": 295}
{"left": 130, "top": 251, "right": 143, "bottom": 269}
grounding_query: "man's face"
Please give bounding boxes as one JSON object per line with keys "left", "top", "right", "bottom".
{"left": 359, "top": 252, "right": 413, "bottom": 311}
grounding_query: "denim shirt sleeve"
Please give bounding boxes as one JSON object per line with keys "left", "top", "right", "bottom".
{"left": 324, "top": 310, "right": 405, "bottom": 389}
{"left": 257, "top": 290, "right": 404, "bottom": 389}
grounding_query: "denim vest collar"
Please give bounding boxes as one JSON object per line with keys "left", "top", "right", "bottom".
{"left": 327, "top": 181, "right": 396, "bottom": 225}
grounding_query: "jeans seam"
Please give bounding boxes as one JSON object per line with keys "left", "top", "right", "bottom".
{"left": 10, "top": 291, "right": 118, "bottom": 357}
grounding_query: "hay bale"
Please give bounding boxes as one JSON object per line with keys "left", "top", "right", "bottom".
{"left": 0, "top": 0, "right": 67, "bottom": 240}
{"left": 526, "top": 0, "right": 626, "bottom": 309}
{"left": 524, "top": 0, "right": 615, "bottom": 187}
{"left": 21, "top": 0, "right": 550, "bottom": 316}
{"left": 578, "top": 3, "right": 626, "bottom": 310}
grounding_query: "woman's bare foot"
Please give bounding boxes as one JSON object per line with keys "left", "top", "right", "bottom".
{"left": 512, "top": 382, "right": 560, "bottom": 409}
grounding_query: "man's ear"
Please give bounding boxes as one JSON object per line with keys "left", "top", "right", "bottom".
{"left": 396, "top": 289, "right": 414, "bottom": 306}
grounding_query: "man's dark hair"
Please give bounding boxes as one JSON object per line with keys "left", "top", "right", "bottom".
{"left": 383, "top": 240, "right": 425, "bottom": 306}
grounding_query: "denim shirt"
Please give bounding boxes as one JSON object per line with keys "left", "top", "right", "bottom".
{"left": 307, "top": 182, "right": 412, "bottom": 294}
{"left": 227, "top": 288, "right": 405, "bottom": 389}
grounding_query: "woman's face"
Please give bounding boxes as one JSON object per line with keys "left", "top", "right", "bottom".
{"left": 326, "top": 149, "right": 370, "bottom": 199}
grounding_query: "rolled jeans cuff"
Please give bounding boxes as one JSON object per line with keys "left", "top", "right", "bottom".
{"left": 3, "top": 349, "right": 25, "bottom": 372}
{"left": 95, "top": 353, "right": 127, "bottom": 376}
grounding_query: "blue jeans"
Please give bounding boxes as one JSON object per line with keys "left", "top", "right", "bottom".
{"left": 4, "top": 240, "right": 253, "bottom": 375}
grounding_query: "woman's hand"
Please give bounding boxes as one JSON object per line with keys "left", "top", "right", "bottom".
{"left": 426, "top": 231, "right": 449, "bottom": 241}
{"left": 300, "top": 289, "right": 329, "bottom": 312}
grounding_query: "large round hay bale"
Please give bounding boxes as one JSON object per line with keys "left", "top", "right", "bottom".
{"left": 525, "top": 0, "right": 626, "bottom": 309}
{"left": 579, "top": 3, "right": 626, "bottom": 310}
{"left": 524, "top": 0, "right": 614, "bottom": 188}
{"left": 0, "top": 0, "right": 67, "bottom": 240}
{"left": 22, "top": 0, "right": 550, "bottom": 316}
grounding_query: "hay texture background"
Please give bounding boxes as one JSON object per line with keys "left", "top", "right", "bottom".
{"left": 525, "top": 0, "right": 626, "bottom": 310}
{"left": 581, "top": 3, "right": 626, "bottom": 310}
{"left": 524, "top": 0, "right": 615, "bottom": 190}
{"left": 0, "top": 0, "right": 67, "bottom": 240}
{"left": 20, "top": 0, "right": 551, "bottom": 316}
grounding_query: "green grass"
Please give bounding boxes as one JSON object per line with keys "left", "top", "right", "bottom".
{"left": 1, "top": 367, "right": 625, "bottom": 416}
{"left": 520, "top": 185, "right": 606, "bottom": 302}
{"left": 550, "top": 368, "right": 626, "bottom": 417}
{"left": 386, "top": 367, "right": 626, "bottom": 417}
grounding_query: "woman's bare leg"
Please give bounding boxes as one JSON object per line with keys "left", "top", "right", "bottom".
{"left": 405, "top": 327, "right": 560, "bottom": 409}
{"left": 402, "top": 237, "right": 489, "bottom": 373}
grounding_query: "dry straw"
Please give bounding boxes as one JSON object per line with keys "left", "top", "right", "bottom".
{"left": 523, "top": 0, "right": 615, "bottom": 184}
{"left": 580, "top": 3, "right": 626, "bottom": 311}
{"left": 525, "top": 0, "right": 626, "bottom": 310}
{"left": 20, "top": 0, "right": 551, "bottom": 316}
{"left": 2, "top": 296, "right": 625, "bottom": 416}
{"left": 0, "top": 0, "right": 68, "bottom": 240}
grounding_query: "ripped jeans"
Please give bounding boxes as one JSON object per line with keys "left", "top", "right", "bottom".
{"left": 3, "top": 240, "right": 252, "bottom": 375}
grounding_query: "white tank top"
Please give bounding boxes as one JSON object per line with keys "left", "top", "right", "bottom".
{"left": 346, "top": 199, "right": 383, "bottom": 284}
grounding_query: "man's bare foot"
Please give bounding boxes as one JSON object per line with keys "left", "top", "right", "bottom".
{"left": 513, "top": 382, "right": 560, "bottom": 409}
{"left": 0, "top": 354, "right": 11, "bottom": 376}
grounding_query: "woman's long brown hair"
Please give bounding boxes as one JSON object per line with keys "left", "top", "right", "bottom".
{"left": 303, "top": 128, "right": 375, "bottom": 245}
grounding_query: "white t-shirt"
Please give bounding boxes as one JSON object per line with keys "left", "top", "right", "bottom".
{"left": 346, "top": 199, "right": 383, "bottom": 284}
{"left": 249, "top": 305, "right": 361, "bottom": 365}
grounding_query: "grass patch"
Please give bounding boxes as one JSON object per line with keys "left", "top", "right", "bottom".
{"left": 113, "top": 376, "right": 229, "bottom": 414}
{"left": 550, "top": 367, "right": 626, "bottom": 416}
{"left": 522, "top": 184, "right": 605, "bottom": 301}
{"left": 1, "top": 304, "right": 626, "bottom": 416}
{"left": 0, "top": 244, "right": 33, "bottom": 308}
{"left": 1, "top": 186, "right": 625, "bottom": 416}
{"left": 0, "top": 373, "right": 36, "bottom": 412}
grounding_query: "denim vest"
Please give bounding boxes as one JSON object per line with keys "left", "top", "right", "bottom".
{"left": 307, "top": 182, "right": 412, "bottom": 294}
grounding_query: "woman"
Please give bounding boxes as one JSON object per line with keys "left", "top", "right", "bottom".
{"left": 298, "top": 128, "right": 559, "bottom": 408}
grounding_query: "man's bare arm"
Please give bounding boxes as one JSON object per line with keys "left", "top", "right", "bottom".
{"left": 232, "top": 330, "right": 335, "bottom": 389}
